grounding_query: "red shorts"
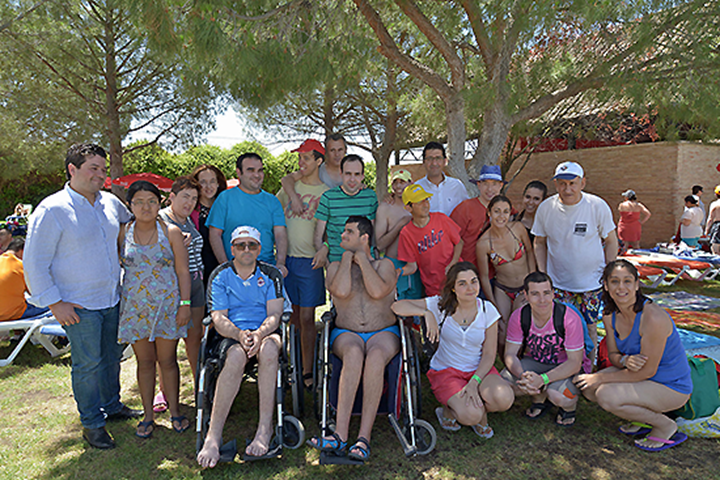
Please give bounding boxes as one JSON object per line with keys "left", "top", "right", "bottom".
{"left": 426, "top": 366, "right": 500, "bottom": 406}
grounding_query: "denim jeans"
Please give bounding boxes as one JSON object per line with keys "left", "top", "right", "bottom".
{"left": 62, "top": 304, "right": 125, "bottom": 429}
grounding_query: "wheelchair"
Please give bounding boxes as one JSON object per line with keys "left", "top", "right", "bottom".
{"left": 195, "top": 261, "right": 305, "bottom": 463}
{"left": 312, "top": 309, "right": 436, "bottom": 464}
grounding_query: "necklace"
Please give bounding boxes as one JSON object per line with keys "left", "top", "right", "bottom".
{"left": 134, "top": 225, "right": 157, "bottom": 245}
{"left": 454, "top": 306, "right": 477, "bottom": 325}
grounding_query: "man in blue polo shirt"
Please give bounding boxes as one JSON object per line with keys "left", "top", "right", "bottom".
{"left": 197, "top": 226, "right": 285, "bottom": 468}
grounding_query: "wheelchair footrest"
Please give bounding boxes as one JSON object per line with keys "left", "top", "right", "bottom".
{"left": 319, "top": 450, "right": 365, "bottom": 465}
{"left": 242, "top": 437, "right": 282, "bottom": 462}
{"left": 217, "top": 439, "right": 238, "bottom": 463}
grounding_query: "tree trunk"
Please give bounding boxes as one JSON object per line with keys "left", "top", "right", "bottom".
{"left": 102, "top": 6, "right": 123, "bottom": 197}
{"left": 469, "top": 104, "right": 512, "bottom": 180}
{"left": 323, "top": 86, "right": 335, "bottom": 136}
{"left": 445, "top": 92, "right": 473, "bottom": 194}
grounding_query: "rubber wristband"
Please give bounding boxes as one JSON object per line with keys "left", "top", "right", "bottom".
{"left": 179, "top": 300, "right": 191, "bottom": 307}
{"left": 471, "top": 374, "right": 482, "bottom": 385}
{"left": 540, "top": 373, "right": 550, "bottom": 385}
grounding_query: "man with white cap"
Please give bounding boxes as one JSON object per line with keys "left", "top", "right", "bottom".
{"left": 197, "top": 225, "right": 285, "bottom": 468}
{"left": 532, "top": 161, "right": 617, "bottom": 363}
{"left": 705, "top": 186, "right": 720, "bottom": 254}
{"left": 451, "top": 164, "right": 507, "bottom": 270}
{"left": 397, "top": 184, "right": 463, "bottom": 297}
{"left": 375, "top": 169, "right": 422, "bottom": 299}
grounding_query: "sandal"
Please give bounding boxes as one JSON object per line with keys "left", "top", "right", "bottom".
{"left": 347, "top": 437, "right": 371, "bottom": 462}
{"left": 153, "top": 392, "right": 168, "bottom": 413}
{"left": 619, "top": 422, "right": 652, "bottom": 436}
{"left": 555, "top": 408, "right": 576, "bottom": 427}
{"left": 471, "top": 423, "right": 494, "bottom": 439}
{"left": 306, "top": 432, "right": 347, "bottom": 454}
{"left": 136, "top": 420, "right": 155, "bottom": 439}
{"left": 435, "top": 406, "right": 461, "bottom": 432}
{"left": 525, "top": 400, "right": 550, "bottom": 420}
{"left": 171, "top": 415, "right": 190, "bottom": 433}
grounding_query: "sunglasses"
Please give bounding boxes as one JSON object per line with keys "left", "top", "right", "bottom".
{"left": 232, "top": 241, "right": 260, "bottom": 251}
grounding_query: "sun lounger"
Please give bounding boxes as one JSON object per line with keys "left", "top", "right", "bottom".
{"left": 0, "top": 312, "right": 70, "bottom": 367}
{"left": 623, "top": 252, "right": 719, "bottom": 284}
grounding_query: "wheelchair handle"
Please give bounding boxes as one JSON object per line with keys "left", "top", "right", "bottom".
{"left": 281, "top": 312, "right": 292, "bottom": 324}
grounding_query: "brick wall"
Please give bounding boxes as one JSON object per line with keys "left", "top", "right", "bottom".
{"left": 390, "top": 142, "right": 720, "bottom": 248}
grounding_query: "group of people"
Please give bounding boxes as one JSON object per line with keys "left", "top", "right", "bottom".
{"left": 10, "top": 136, "right": 694, "bottom": 466}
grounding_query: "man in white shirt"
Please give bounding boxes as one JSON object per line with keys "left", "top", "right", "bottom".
{"left": 532, "top": 161, "right": 617, "bottom": 364}
{"left": 24, "top": 143, "right": 141, "bottom": 449}
{"left": 415, "top": 142, "right": 469, "bottom": 217}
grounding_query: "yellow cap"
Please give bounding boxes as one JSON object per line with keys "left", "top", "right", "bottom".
{"left": 402, "top": 184, "right": 433, "bottom": 205}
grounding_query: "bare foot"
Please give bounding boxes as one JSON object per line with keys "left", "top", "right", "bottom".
{"left": 635, "top": 424, "right": 677, "bottom": 449}
{"left": 246, "top": 423, "right": 272, "bottom": 457}
{"left": 197, "top": 436, "right": 221, "bottom": 468}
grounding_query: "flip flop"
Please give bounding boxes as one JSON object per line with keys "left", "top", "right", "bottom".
{"left": 525, "top": 400, "right": 550, "bottom": 420}
{"left": 347, "top": 437, "right": 371, "bottom": 463}
{"left": 306, "top": 432, "right": 347, "bottom": 454}
{"left": 435, "top": 406, "right": 461, "bottom": 432}
{"left": 555, "top": 408, "right": 576, "bottom": 427}
{"left": 135, "top": 420, "right": 155, "bottom": 439}
{"left": 619, "top": 422, "right": 652, "bottom": 436}
{"left": 171, "top": 415, "right": 190, "bottom": 433}
{"left": 153, "top": 392, "right": 168, "bottom": 413}
{"left": 635, "top": 431, "right": 688, "bottom": 452}
{"left": 471, "top": 423, "right": 494, "bottom": 439}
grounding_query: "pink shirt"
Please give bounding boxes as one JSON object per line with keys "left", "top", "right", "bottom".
{"left": 506, "top": 304, "right": 590, "bottom": 372}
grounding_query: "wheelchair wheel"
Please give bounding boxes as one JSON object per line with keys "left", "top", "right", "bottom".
{"left": 195, "top": 363, "right": 214, "bottom": 453}
{"left": 288, "top": 324, "right": 304, "bottom": 418}
{"left": 312, "top": 331, "right": 323, "bottom": 421}
{"left": 410, "top": 419, "right": 436, "bottom": 456}
{"left": 281, "top": 415, "right": 305, "bottom": 449}
{"left": 408, "top": 331, "right": 423, "bottom": 417}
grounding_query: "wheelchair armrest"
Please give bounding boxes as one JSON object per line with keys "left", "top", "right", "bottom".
{"left": 202, "top": 315, "right": 213, "bottom": 327}
{"left": 280, "top": 312, "right": 292, "bottom": 324}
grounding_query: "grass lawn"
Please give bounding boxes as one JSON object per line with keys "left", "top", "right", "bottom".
{"left": 2, "top": 277, "right": 720, "bottom": 480}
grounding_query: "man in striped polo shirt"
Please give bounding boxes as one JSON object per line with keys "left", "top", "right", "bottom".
{"left": 312, "top": 154, "right": 378, "bottom": 269}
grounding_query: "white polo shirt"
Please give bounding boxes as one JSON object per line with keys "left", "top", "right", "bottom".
{"left": 416, "top": 175, "right": 469, "bottom": 217}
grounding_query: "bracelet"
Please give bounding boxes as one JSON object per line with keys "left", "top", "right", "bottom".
{"left": 323, "top": 242, "right": 329, "bottom": 249}
{"left": 471, "top": 374, "right": 482, "bottom": 385}
{"left": 540, "top": 373, "right": 550, "bottom": 385}
{"left": 179, "top": 300, "right": 191, "bottom": 307}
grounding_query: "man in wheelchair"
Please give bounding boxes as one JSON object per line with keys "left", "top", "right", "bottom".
{"left": 196, "top": 226, "right": 284, "bottom": 468}
{"left": 308, "top": 216, "right": 398, "bottom": 462}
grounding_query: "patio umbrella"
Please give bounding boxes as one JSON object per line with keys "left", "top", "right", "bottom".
{"left": 111, "top": 172, "right": 174, "bottom": 192}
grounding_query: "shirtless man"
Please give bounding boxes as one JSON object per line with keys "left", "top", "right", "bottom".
{"left": 375, "top": 169, "right": 421, "bottom": 299}
{"left": 307, "top": 216, "right": 399, "bottom": 463}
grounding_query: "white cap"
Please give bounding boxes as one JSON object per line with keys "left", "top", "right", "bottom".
{"left": 553, "top": 161, "right": 584, "bottom": 180}
{"left": 230, "top": 225, "right": 261, "bottom": 244}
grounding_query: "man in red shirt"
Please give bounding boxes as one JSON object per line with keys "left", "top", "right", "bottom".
{"left": 397, "top": 184, "right": 463, "bottom": 296}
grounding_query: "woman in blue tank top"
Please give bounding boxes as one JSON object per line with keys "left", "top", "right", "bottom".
{"left": 575, "top": 259, "right": 691, "bottom": 452}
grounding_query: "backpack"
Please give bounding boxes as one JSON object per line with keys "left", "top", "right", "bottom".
{"left": 672, "top": 355, "right": 720, "bottom": 420}
{"left": 520, "top": 301, "right": 594, "bottom": 359}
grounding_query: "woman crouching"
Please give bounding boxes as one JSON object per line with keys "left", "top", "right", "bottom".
{"left": 574, "top": 259, "right": 691, "bottom": 452}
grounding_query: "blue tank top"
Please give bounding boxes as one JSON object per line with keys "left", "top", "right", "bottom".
{"left": 612, "top": 304, "right": 692, "bottom": 394}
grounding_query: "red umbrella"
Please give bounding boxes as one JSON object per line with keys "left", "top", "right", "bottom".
{"left": 103, "top": 177, "right": 113, "bottom": 189}
{"left": 112, "top": 172, "right": 174, "bottom": 192}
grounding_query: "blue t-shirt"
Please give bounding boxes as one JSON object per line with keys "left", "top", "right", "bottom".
{"left": 209, "top": 261, "right": 283, "bottom": 330}
{"left": 205, "top": 187, "right": 286, "bottom": 264}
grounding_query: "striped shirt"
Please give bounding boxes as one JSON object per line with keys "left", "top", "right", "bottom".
{"left": 159, "top": 208, "right": 204, "bottom": 274}
{"left": 315, "top": 187, "right": 378, "bottom": 262}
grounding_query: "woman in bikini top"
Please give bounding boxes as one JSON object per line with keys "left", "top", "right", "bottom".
{"left": 476, "top": 195, "right": 537, "bottom": 357}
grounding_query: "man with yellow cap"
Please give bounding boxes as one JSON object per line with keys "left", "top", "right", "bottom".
{"left": 397, "top": 184, "right": 463, "bottom": 296}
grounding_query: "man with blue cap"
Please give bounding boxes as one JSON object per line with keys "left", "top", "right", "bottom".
{"left": 451, "top": 164, "right": 506, "bottom": 270}
{"left": 531, "top": 161, "right": 617, "bottom": 364}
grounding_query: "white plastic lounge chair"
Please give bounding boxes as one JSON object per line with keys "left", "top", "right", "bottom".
{"left": 0, "top": 311, "right": 70, "bottom": 367}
